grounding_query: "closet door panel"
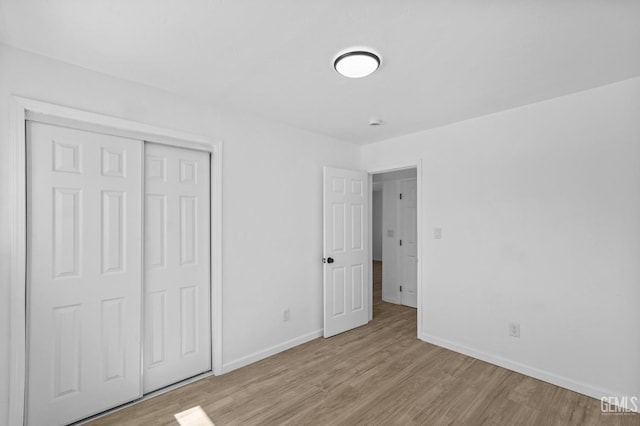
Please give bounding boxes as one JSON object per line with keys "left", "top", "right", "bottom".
{"left": 27, "top": 122, "right": 143, "bottom": 426}
{"left": 144, "top": 143, "right": 211, "bottom": 393}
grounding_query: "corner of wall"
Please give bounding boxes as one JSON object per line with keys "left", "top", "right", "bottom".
{"left": 419, "top": 332, "right": 636, "bottom": 411}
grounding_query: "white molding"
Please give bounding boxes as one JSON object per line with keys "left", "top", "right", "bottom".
{"left": 367, "top": 159, "right": 423, "bottom": 338}
{"left": 367, "top": 174, "right": 374, "bottom": 321}
{"left": 222, "top": 329, "right": 323, "bottom": 374}
{"left": 20, "top": 97, "right": 214, "bottom": 149}
{"left": 211, "top": 141, "right": 223, "bottom": 376}
{"left": 419, "top": 332, "right": 638, "bottom": 412}
{"left": 9, "top": 97, "right": 28, "bottom": 426}
{"left": 367, "top": 160, "right": 421, "bottom": 175}
{"left": 415, "top": 161, "right": 423, "bottom": 338}
{"left": 9, "top": 96, "right": 224, "bottom": 425}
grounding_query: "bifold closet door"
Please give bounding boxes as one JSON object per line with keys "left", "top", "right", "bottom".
{"left": 27, "top": 122, "right": 143, "bottom": 426}
{"left": 144, "top": 143, "right": 211, "bottom": 393}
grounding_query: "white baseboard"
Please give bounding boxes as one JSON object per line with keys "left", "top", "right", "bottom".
{"left": 419, "top": 332, "right": 638, "bottom": 412}
{"left": 382, "top": 296, "right": 399, "bottom": 304}
{"left": 222, "top": 329, "right": 323, "bottom": 374}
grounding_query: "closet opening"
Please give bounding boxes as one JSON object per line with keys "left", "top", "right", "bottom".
{"left": 9, "top": 97, "right": 222, "bottom": 426}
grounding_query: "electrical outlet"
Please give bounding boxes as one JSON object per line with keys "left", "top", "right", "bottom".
{"left": 283, "top": 308, "right": 290, "bottom": 322}
{"left": 509, "top": 322, "right": 520, "bottom": 338}
{"left": 434, "top": 228, "right": 442, "bottom": 239}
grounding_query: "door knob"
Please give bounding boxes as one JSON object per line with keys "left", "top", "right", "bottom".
{"left": 326, "top": 257, "right": 334, "bottom": 264}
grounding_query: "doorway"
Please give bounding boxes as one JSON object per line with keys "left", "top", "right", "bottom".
{"left": 370, "top": 167, "right": 419, "bottom": 319}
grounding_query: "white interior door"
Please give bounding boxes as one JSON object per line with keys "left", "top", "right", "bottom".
{"left": 27, "top": 122, "right": 143, "bottom": 426}
{"left": 144, "top": 143, "right": 211, "bottom": 393}
{"left": 323, "top": 167, "right": 369, "bottom": 337}
{"left": 400, "top": 179, "right": 418, "bottom": 308}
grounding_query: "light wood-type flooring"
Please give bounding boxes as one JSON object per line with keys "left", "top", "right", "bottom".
{"left": 90, "top": 261, "right": 639, "bottom": 425}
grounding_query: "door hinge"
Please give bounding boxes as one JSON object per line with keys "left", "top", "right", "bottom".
{"left": 399, "top": 239, "right": 403, "bottom": 246}
{"left": 399, "top": 193, "right": 403, "bottom": 200}
{"left": 400, "top": 285, "right": 403, "bottom": 292}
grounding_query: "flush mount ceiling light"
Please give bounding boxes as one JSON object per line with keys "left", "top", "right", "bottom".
{"left": 334, "top": 49, "right": 381, "bottom": 78}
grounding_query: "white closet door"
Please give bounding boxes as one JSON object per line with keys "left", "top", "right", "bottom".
{"left": 144, "top": 143, "right": 211, "bottom": 393}
{"left": 27, "top": 122, "right": 143, "bottom": 426}
{"left": 400, "top": 179, "right": 418, "bottom": 308}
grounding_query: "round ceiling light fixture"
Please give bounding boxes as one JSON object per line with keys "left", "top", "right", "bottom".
{"left": 334, "top": 49, "right": 381, "bottom": 78}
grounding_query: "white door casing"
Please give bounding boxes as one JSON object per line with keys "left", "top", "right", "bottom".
{"left": 400, "top": 179, "right": 418, "bottom": 308}
{"left": 27, "top": 122, "right": 143, "bottom": 426}
{"left": 144, "top": 143, "right": 211, "bottom": 393}
{"left": 323, "top": 167, "right": 369, "bottom": 338}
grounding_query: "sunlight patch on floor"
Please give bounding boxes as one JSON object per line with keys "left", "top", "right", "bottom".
{"left": 174, "top": 406, "right": 215, "bottom": 426}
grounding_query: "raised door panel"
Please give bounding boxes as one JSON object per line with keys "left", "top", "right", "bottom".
{"left": 102, "top": 190, "right": 125, "bottom": 274}
{"left": 332, "top": 203, "right": 346, "bottom": 253}
{"left": 144, "top": 143, "right": 211, "bottom": 393}
{"left": 332, "top": 267, "right": 346, "bottom": 317}
{"left": 27, "top": 122, "right": 142, "bottom": 426}
{"left": 351, "top": 264, "right": 364, "bottom": 312}
{"left": 179, "top": 196, "right": 198, "bottom": 265}
{"left": 53, "top": 188, "right": 82, "bottom": 278}
{"left": 180, "top": 286, "right": 198, "bottom": 356}
{"left": 146, "top": 194, "right": 167, "bottom": 269}
{"left": 52, "top": 305, "right": 81, "bottom": 398}
{"left": 351, "top": 203, "right": 363, "bottom": 250}
{"left": 148, "top": 290, "right": 167, "bottom": 366}
{"left": 101, "top": 298, "right": 126, "bottom": 382}
{"left": 101, "top": 147, "right": 126, "bottom": 177}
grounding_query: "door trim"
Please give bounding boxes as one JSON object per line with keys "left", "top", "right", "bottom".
{"left": 366, "top": 160, "right": 423, "bottom": 337}
{"left": 9, "top": 96, "right": 223, "bottom": 425}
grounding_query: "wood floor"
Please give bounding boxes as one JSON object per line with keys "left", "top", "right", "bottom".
{"left": 90, "top": 261, "right": 639, "bottom": 425}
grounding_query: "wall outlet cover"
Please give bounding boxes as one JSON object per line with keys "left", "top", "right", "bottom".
{"left": 509, "top": 322, "right": 520, "bottom": 338}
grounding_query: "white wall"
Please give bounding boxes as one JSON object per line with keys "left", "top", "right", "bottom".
{"left": 362, "top": 77, "right": 640, "bottom": 402}
{"left": 372, "top": 189, "right": 383, "bottom": 261}
{"left": 0, "top": 44, "right": 360, "bottom": 423}
{"left": 217, "top": 111, "right": 360, "bottom": 369}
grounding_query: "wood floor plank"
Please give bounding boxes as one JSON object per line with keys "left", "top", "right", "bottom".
{"left": 88, "top": 261, "right": 639, "bottom": 426}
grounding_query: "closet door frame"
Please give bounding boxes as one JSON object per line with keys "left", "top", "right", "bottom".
{"left": 8, "top": 96, "right": 223, "bottom": 426}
